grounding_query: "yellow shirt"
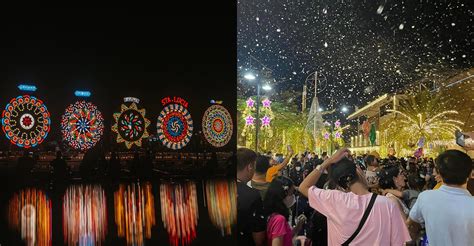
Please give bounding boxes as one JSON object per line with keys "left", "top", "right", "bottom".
{"left": 266, "top": 164, "right": 284, "bottom": 182}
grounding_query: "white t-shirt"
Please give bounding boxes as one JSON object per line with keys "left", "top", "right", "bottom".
{"left": 409, "top": 185, "right": 474, "bottom": 246}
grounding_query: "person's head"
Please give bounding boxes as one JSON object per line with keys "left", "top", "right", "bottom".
{"left": 294, "top": 162, "right": 302, "bottom": 172}
{"left": 378, "top": 165, "right": 406, "bottom": 190}
{"left": 255, "top": 155, "right": 270, "bottom": 175}
{"left": 365, "top": 155, "right": 378, "bottom": 168}
{"left": 432, "top": 167, "right": 442, "bottom": 183}
{"left": 237, "top": 148, "right": 257, "bottom": 182}
{"left": 329, "top": 158, "right": 366, "bottom": 191}
{"left": 263, "top": 176, "right": 295, "bottom": 220}
{"left": 407, "top": 174, "right": 425, "bottom": 191}
{"left": 435, "top": 150, "right": 473, "bottom": 185}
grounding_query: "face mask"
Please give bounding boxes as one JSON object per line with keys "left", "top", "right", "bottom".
{"left": 283, "top": 194, "right": 296, "bottom": 208}
{"left": 295, "top": 167, "right": 301, "bottom": 171}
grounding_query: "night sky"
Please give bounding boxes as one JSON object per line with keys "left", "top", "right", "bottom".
{"left": 238, "top": 0, "right": 472, "bottom": 118}
{"left": 0, "top": 7, "right": 236, "bottom": 151}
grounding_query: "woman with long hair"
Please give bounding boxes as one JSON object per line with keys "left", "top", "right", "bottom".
{"left": 379, "top": 165, "right": 409, "bottom": 220}
{"left": 264, "top": 176, "right": 306, "bottom": 246}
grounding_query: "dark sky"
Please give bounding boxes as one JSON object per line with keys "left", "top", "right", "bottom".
{"left": 238, "top": 0, "right": 472, "bottom": 118}
{"left": 0, "top": 7, "right": 236, "bottom": 151}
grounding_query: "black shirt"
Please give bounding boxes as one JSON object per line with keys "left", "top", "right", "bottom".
{"left": 237, "top": 181, "right": 266, "bottom": 246}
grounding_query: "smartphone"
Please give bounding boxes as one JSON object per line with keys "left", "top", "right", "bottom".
{"left": 455, "top": 130, "right": 467, "bottom": 147}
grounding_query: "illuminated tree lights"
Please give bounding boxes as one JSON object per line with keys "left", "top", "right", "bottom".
{"left": 160, "top": 182, "right": 199, "bottom": 246}
{"left": 112, "top": 103, "right": 151, "bottom": 149}
{"left": 114, "top": 182, "right": 156, "bottom": 246}
{"left": 1, "top": 95, "right": 51, "bottom": 148}
{"left": 202, "top": 105, "right": 233, "bottom": 148}
{"left": 63, "top": 185, "right": 107, "bottom": 246}
{"left": 382, "top": 90, "right": 464, "bottom": 151}
{"left": 8, "top": 188, "right": 52, "bottom": 246}
{"left": 61, "top": 101, "right": 104, "bottom": 151}
{"left": 205, "top": 180, "right": 237, "bottom": 237}
{"left": 157, "top": 104, "right": 193, "bottom": 150}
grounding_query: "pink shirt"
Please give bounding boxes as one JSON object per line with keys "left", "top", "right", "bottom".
{"left": 308, "top": 186, "right": 411, "bottom": 245}
{"left": 267, "top": 213, "right": 292, "bottom": 246}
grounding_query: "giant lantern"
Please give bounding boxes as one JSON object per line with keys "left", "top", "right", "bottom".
{"left": 112, "top": 97, "right": 151, "bottom": 149}
{"left": 157, "top": 96, "right": 193, "bottom": 150}
{"left": 1, "top": 84, "right": 51, "bottom": 148}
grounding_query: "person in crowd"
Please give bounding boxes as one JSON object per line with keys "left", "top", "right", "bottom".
{"left": 264, "top": 176, "right": 306, "bottom": 246}
{"left": 251, "top": 155, "right": 271, "bottom": 199}
{"left": 266, "top": 146, "right": 294, "bottom": 182}
{"left": 289, "top": 162, "right": 304, "bottom": 187}
{"left": 430, "top": 166, "right": 443, "bottom": 190}
{"left": 468, "top": 163, "right": 474, "bottom": 196}
{"left": 299, "top": 148, "right": 411, "bottom": 245}
{"left": 237, "top": 148, "right": 266, "bottom": 246}
{"left": 378, "top": 165, "right": 410, "bottom": 220}
{"left": 364, "top": 155, "right": 379, "bottom": 189}
{"left": 407, "top": 150, "right": 474, "bottom": 246}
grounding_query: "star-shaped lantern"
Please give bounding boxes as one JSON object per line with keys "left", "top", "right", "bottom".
{"left": 261, "top": 115, "right": 271, "bottom": 127}
{"left": 246, "top": 98, "right": 255, "bottom": 108}
{"left": 324, "top": 132, "right": 330, "bottom": 140}
{"left": 335, "top": 132, "right": 341, "bottom": 139}
{"left": 262, "top": 98, "right": 271, "bottom": 108}
{"left": 245, "top": 115, "right": 255, "bottom": 126}
{"left": 335, "top": 120, "right": 341, "bottom": 128}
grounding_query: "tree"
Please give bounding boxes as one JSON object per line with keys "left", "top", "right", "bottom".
{"left": 382, "top": 89, "right": 463, "bottom": 156}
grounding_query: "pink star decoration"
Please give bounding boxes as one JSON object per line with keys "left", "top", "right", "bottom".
{"left": 245, "top": 115, "right": 255, "bottom": 126}
{"left": 262, "top": 98, "right": 271, "bottom": 108}
{"left": 335, "top": 120, "right": 341, "bottom": 128}
{"left": 335, "top": 132, "right": 341, "bottom": 138}
{"left": 246, "top": 98, "right": 255, "bottom": 108}
{"left": 324, "top": 132, "right": 330, "bottom": 139}
{"left": 261, "top": 115, "right": 271, "bottom": 127}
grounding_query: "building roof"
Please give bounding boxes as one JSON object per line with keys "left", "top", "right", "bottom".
{"left": 347, "top": 94, "right": 390, "bottom": 120}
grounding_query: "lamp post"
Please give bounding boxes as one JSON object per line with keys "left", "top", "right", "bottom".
{"left": 244, "top": 73, "right": 271, "bottom": 152}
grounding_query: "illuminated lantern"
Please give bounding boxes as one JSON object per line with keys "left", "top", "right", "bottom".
{"left": 112, "top": 102, "right": 151, "bottom": 149}
{"left": 202, "top": 105, "right": 233, "bottom": 148}
{"left": 2, "top": 95, "right": 51, "bottom": 148}
{"left": 61, "top": 101, "right": 104, "bottom": 151}
{"left": 157, "top": 97, "right": 193, "bottom": 150}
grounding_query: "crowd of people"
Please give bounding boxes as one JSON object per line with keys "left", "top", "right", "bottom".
{"left": 237, "top": 145, "right": 474, "bottom": 246}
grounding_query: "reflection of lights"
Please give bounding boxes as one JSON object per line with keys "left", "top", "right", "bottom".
{"left": 114, "top": 182, "right": 156, "bottom": 246}
{"left": 160, "top": 182, "right": 198, "bottom": 246}
{"left": 63, "top": 185, "right": 107, "bottom": 246}
{"left": 205, "top": 180, "right": 237, "bottom": 236}
{"left": 8, "top": 188, "right": 52, "bottom": 246}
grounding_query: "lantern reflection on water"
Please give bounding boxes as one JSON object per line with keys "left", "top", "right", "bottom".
{"left": 114, "top": 182, "right": 156, "bottom": 245}
{"left": 63, "top": 185, "right": 107, "bottom": 246}
{"left": 160, "top": 181, "right": 198, "bottom": 246}
{"left": 7, "top": 188, "right": 52, "bottom": 246}
{"left": 205, "top": 180, "right": 237, "bottom": 236}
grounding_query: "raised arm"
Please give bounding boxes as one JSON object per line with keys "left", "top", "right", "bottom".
{"left": 299, "top": 148, "right": 349, "bottom": 197}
